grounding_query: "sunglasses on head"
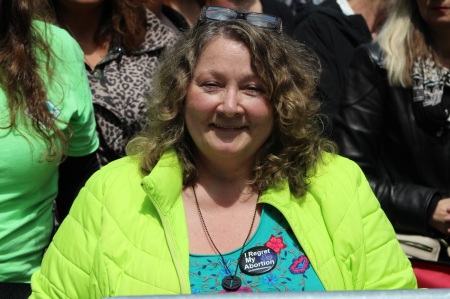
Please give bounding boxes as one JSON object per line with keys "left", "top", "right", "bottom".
{"left": 199, "top": 6, "right": 283, "bottom": 33}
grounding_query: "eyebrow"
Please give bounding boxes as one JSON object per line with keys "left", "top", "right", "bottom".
{"left": 195, "top": 69, "right": 262, "bottom": 82}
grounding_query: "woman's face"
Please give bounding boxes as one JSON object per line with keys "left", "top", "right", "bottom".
{"left": 416, "top": 0, "right": 450, "bottom": 27}
{"left": 185, "top": 37, "right": 274, "bottom": 164}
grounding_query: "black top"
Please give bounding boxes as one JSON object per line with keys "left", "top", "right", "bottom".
{"left": 56, "top": 152, "right": 100, "bottom": 222}
{"left": 162, "top": 5, "right": 190, "bottom": 32}
{"left": 293, "top": 0, "right": 371, "bottom": 127}
{"left": 261, "top": 0, "right": 295, "bottom": 36}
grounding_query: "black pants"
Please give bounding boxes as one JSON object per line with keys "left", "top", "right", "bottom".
{"left": 0, "top": 283, "right": 31, "bottom": 299}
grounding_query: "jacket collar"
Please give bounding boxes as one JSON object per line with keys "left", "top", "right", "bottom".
{"left": 141, "top": 149, "right": 299, "bottom": 214}
{"left": 141, "top": 149, "right": 334, "bottom": 213}
{"left": 141, "top": 148, "right": 184, "bottom": 216}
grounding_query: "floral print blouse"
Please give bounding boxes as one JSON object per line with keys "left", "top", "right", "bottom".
{"left": 189, "top": 204, "right": 325, "bottom": 293}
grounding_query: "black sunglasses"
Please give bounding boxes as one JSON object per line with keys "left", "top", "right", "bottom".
{"left": 199, "top": 6, "right": 283, "bottom": 33}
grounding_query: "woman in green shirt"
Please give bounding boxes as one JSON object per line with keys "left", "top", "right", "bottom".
{"left": 0, "top": 0, "right": 99, "bottom": 297}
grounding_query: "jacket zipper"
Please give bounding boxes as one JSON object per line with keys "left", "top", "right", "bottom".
{"left": 144, "top": 184, "right": 191, "bottom": 294}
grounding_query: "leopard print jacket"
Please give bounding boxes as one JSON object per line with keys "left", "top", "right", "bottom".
{"left": 87, "top": 10, "right": 178, "bottom": 166}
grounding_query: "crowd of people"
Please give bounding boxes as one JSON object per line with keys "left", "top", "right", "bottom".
{"left": 1, "top": 0, "right": 449, "bottom": 298}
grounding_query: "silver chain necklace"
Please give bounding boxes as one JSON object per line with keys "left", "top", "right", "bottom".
{"left": 192, "top": 186, "right": 260, "bottom": 292}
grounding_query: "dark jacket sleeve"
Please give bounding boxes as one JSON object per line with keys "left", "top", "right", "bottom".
{"left": 333, "top": 44, "right": 441, "bottom": 236}
{"left": 55, "top": 152, "right": 100, "bottom": 222}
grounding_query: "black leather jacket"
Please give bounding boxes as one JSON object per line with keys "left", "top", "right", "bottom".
{"left": 333, "top": 43, "right": 450, "bottom": 237}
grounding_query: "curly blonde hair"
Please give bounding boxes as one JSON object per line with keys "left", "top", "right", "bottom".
{"left": 127, "top": 20, "right": 336, "bottom": 197}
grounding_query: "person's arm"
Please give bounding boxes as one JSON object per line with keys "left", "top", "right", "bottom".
{"left": 429, "top": 197, "right": 450, "bottom": 236}
{"left": 333, "top": 44, "right": 440, "bottom": 236}
{"left": 55, "top": 152, "right": 100, "bottom": 222}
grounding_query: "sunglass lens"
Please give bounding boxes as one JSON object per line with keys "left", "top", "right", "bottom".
{"left": 246, "top": 14, "right": 279, "bottom": 29}
{"left": 205, "top": 7, "right": 238, "bottom": 21}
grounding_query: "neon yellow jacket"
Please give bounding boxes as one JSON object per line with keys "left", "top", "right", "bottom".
{"left": 30, "top": 150, "right": 417, "bottom": 298}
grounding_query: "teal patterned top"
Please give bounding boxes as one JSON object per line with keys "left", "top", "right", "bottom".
{"left": 189, "top": 204, "right": 325, "bottom": 293}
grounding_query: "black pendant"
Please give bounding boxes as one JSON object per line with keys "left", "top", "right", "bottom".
{"left": 222, "top": 275, "right": 242, "bottom": 291}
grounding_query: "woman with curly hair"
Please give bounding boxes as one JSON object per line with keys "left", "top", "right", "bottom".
{"left": 334, "top": 0, "right": 450, "bottom": 287}
{"left": 0, "top": 0, "right": 98, "bottom": 297}
{"left": 48, "top": 0, "right": 177, "bottom": 166}
{"left": 30, "top": 6, "right": 416, "bottom": 297}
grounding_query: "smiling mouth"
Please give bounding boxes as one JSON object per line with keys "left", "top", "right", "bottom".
{"left": 211, "top": 124, "right": 248, "bottom": 130}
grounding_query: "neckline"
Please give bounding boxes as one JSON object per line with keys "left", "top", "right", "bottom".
{"left": 189, "top": 203, "right": 266, "bottom": 257}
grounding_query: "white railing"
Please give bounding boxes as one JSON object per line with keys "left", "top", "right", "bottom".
{"left": 108, "top": 289, "right": 450, "bottom": 299}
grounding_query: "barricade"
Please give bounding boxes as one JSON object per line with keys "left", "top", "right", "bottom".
{"left": 108, "top": 289, "right": 450, "bottom": 299}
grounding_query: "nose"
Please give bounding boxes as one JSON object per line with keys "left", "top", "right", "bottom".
{"left": 218, "top": 89, "right": 242, "bottom": 116}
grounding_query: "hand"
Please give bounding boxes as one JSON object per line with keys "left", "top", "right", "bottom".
{"left": 429, "top": 198, "right": 450, "bottom": 236}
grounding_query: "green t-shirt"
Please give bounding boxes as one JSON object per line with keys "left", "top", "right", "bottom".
{"left": 0, "top": 21, "right": 99, "bottom": 283}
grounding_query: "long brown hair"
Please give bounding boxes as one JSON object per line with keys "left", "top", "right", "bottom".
{"left": 0, "top": 0, "right": 69, "bottom": 160}
{"left": 50, "top": 0, "right": 148, "bottom": 52}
